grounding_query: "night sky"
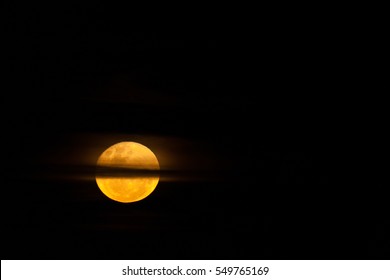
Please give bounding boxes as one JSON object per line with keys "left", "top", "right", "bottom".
{"left": 3, "top": 5, "right": 388, "bottom": 260}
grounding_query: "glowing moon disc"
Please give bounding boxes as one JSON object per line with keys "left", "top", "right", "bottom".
{"left": 95, "top": 142, "right": 160, "bottom": 203}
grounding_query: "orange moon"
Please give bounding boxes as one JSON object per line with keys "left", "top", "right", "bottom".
{"left": 95, "top": 142, "right": 160, "bottom": 203}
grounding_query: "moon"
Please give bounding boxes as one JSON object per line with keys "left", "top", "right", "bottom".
{"left": 95, "top": 142, "right": 160, "bottom": 203}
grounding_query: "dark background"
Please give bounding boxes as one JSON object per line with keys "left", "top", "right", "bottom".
{"left": 3, "top": 5, "right": 388, "bottom": 259}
